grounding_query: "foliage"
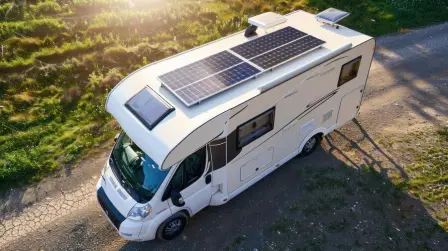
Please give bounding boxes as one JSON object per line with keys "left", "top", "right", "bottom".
{"left": 29, "top": 0, "right": 64, "bottom": 17}
{"left": 0, "top": 18, "right": 65, "bottom": 41}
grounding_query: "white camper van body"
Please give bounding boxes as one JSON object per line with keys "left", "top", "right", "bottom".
{"left": 97, "top": 10, "right": 375, "bottom": 241}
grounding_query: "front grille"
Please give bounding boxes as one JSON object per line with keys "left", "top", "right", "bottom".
{"left": 117, "top": 188, "right": 128, "bottom": 200}
{"left": 109, "top": 176, "right": 118, "bottom": 188}
{"left": 97, "top": 187, "right": 126, "bottom": 229}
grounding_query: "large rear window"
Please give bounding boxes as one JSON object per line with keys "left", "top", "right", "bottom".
{"left": 126, "top": 86, "right": 174, "bottom": 130}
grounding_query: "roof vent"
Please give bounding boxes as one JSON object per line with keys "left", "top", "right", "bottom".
{"left": 315, "top": 8, "right": 349, "bottom": 29}
{"left": 244, "top": 25, "right": 258, "bottom": 38}
{"left": 245, "top": 12, "right": 287, "bottom": 37}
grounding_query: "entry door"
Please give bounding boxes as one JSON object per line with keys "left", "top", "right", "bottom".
{"left": 337, "top": 87, "right": 363, "bottom": 126}
{"left": 167, "top": 146, "right": 213, "bottom": 215}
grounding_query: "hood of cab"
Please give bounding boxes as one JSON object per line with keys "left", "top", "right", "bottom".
{"left": 101, "top": 164, "right": 137, "bottom": 217}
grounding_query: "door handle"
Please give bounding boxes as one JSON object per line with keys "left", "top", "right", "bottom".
{"left": 205, "top": 174, "right": 212, "bottom": 184}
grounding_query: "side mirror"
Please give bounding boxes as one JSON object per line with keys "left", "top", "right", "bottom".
{"left": 171, "top": 190, "right": 185, "bottom": 207}
{"left": 114, "top": 133, "right": 120, "bottom": 142}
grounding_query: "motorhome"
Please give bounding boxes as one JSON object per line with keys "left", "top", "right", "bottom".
{"left": 96, "top": 8, "right": 375, "bottom": 241}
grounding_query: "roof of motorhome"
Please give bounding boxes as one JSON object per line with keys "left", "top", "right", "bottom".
{"left": 106, "top": 10, "right": 372, "bottom": 167}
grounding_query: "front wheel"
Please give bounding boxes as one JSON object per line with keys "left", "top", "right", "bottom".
{"left": 156, "top": 212, "right": 188, "bottom": 241}
{"left": 300, "top": 134, "right": 321, "bottom": 156}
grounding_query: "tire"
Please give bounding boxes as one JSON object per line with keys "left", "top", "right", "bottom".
{"left": 156, "top": 212, "right": 188, "bottom": 241}
{"left": 300, "top": 134, "right": 321, "bottom": 157}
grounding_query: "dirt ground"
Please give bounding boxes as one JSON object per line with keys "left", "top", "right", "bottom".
{"left": 1, "top": 23, "right": 448, "bottom": 251}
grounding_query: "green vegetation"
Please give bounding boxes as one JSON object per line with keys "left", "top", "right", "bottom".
{"left": 1, "top": 0, "right": 447, "bottom": 189}
{"left": 390, "top": 127, "right": 448, "bottom": 229}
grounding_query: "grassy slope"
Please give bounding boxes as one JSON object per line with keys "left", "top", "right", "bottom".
{"left": 0, "top": 0, "right": 447, "bottom": 190}
{"left": 385, "top": 127, "right": 448, "bottom": 230}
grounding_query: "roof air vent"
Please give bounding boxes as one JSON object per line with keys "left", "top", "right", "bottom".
{"left": 315, "top": 8, "right": 350, "bottom": 29}
{"left": 244, "top": 25, "right": 258, "bottom": 38}
{"left": 245, "top": 12, "right": 287, "bottom": 37}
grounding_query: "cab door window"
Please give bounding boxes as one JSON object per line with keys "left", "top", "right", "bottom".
{"left": 169, "top": 165, "right": 184, "bottom": 192}
{"left": 163, "top": 147, "right": 206, "bottom": 200}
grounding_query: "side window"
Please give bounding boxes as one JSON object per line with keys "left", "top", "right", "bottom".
{"left": 169, "top": 165, "right": 184, "bottom": 192}
{"left": 162, "top": 147, "right": 206, "bottom": 200}
{"left": 182, "top": 147, "right": 206, "bottom": 186}
{"left": 338, "top": 56, "right": 362, "bottom": 87}
{"left": 237, "top": 108, "right": 275, "bottom": 149}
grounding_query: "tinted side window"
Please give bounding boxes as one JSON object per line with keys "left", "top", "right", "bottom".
{"left": 169, "top": 165, "right": 184, "bottom": 192}
{"left": 338, "top": 56, "right": 362, "bottom": 87}
{"left": 183, "top": 147, "right": 206, "bottom": 186}
{"left": 237, "top": 108, "right": 275, "bottom": 149}
{"left": 162, "top": 147, "right": 206, "bottom": 200}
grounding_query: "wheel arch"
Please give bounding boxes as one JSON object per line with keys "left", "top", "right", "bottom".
{"left": 156, "top": 209, "right": 191, "bottom": 240}
{"left": 178, "top": 209, "right": 191, "bottom": 218}
{"left": 298, "top": 127, "right": 327, "bottom": 154}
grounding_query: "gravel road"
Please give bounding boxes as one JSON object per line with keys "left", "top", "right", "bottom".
{"left": 1, "top": 23, "right": 448, "bottom": 251}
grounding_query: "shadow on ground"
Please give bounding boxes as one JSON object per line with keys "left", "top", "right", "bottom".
{"left": 119, "top": 120, "right": 447, "bottom": 251}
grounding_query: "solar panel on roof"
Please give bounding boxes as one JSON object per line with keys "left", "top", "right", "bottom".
{"left": 126, "top": 87, "right": 174, "bottom": 130}
{"left": 174, "top": 62, "right": 260, "bottom": 106}
{"left": 158, "top": 50, "right": 242, "bottom": 91}
{"left": 250, "top": 35, "right": 325, "bottom": 69}
{"left": 230, "top": 26, "right": 306, "bottom": 59}
{"left": 157, "top": 26, "right": 326, "bottom": 107}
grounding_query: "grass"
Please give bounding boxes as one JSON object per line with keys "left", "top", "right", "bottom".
{"left": 374, "top": 126, "right": 448, "bottom": 231}
{"left": 271, "top": 216, "right": 291, "bottom": 233}
{"left": 0, "top": 0, "right": 447, "bottom": 190}
{"left": 0, "top": 18, "right": 66, "bottom": 40}
{"left": 232, "top": 235, "right": 247, "bottom": 245}
{"left": 398, "top": 128, "right": 448, "bottom": 203}
{"left": 1, "top": 35, "right": 115, "bottom": 72}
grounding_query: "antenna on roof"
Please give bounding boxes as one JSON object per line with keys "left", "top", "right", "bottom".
{"left": 245, "top": 12, "right": 287, "bottom": 37}
{"left": 315, "top": 8, "right": 350, "bottom": 29}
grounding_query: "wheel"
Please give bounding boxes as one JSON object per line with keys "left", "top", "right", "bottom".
{"left": 156, "top": 212, "right": 188, "bottom": 240}
{"left": 300, "top": 134, "right": 321, "bottom": 156}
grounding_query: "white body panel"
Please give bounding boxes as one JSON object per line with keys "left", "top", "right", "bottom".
{"left": 337, "top": 87, "right": 364, "bottom": 125}
{"left": 98, "top": 9, "right": 375, "bottom": 242}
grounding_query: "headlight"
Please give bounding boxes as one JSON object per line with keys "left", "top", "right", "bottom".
{"left": 127, "top": 204, "right": 152, "bottom": 220}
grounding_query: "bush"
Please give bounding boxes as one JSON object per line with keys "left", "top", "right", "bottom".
{"left": 5, "top": 36, "right": 40, "bottom": 52}
{"left": 0, "top": 2, "right": 24, "bottom": 21}
{"left": 30, "top": 0, "right": 63, "bottom": 17}
{"left": 71, "top": 0, "right": 129, "bottom": 13}
{"left": 97, "top": 68, "right": 124, "bottom": 93}
{"left": 103, "top": 45, "right": 132, "bottom": 63}
{"left": 61, "top": 87, "right": 82, "bottom": 107}
{"left": 0, "top": 19, "right": 66, "bottom": 41}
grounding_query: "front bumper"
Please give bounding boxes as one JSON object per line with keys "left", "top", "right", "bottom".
{"left": 96, "top": 179, "right": 157, "bottom": 241}
{"left": 97, "top": 185, "right": 125, "bottom": 229}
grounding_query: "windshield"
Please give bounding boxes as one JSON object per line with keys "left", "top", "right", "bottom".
{"left": 111, "top": 132, "right": 169, "bottom": 201}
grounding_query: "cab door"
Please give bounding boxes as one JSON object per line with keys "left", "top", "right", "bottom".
{"left": 164, "top": 146, "right": 213, "bottom": 215}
